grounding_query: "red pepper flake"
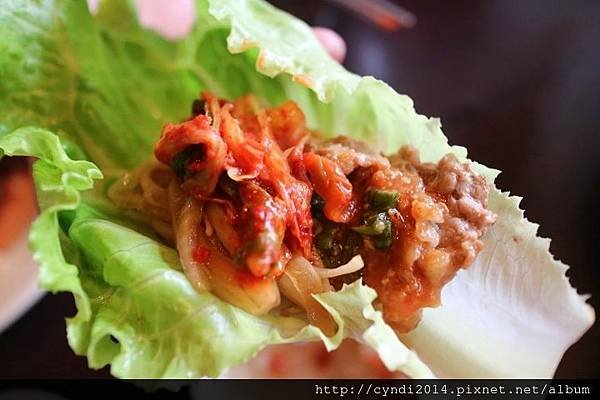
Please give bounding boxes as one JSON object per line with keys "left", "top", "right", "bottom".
{"left": 193, "top": 246, "right": 211, "bottom": 263}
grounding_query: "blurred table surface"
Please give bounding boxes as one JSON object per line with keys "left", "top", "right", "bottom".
{"left": 0, "top": 0, "right": 598, "bottom": 379}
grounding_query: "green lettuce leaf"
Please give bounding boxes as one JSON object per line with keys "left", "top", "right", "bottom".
{"left": 0, "top": 126, "right": 433, "bottom": 378}
{"left": 0, "top": 0, "right": 593, "bottom": 378}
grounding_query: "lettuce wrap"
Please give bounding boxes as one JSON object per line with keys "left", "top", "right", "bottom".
{"left": 0, "top": 0, "right": 593, "bottom": 378}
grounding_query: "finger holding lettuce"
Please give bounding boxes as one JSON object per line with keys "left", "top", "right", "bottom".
{"left": 0, "top": 0, "right": 593, "bottom": 379}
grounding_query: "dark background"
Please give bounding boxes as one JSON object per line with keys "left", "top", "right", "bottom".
{"left": 0, "top": 0, "right": 598, "bottom": 379}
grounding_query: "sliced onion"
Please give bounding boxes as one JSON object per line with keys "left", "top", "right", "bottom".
{"left": 200, "top": 244, "right": 281, "bottom": 316}
{"left": 226, "top": 165, "right": 259, "bottom": 181}
{"left": 314, "top": 255, "right": 364, "bottom": 279}
{"left": 205, "top": 202, "right": 241, "bottom": 255}
{"left": 169, "top": 180, "right": 280, "bottom": 315}
{"left": 168, "top": 180, "right": 211, "bottom": 292}
{"left": 278, "top": 255, "right": 337, "bottom": 336}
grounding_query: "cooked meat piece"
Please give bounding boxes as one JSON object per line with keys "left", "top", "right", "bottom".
{"left": 362, "top": 146, "right": 496, "bottom": 332}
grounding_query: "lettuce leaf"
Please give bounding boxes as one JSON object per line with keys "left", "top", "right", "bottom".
{"left": 0, "top": 0, "right": 593, "bottom": 378}
{"left": 1, "top": 128, "right": 433, "bottom": 379}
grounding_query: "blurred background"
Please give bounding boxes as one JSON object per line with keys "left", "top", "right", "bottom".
{"left": 0, "top": 0, "right": 598, "bottom": 379}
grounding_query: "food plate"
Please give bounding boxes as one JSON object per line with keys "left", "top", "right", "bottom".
{"left": 0, "top": 233, "right": 43, "bottom": 333}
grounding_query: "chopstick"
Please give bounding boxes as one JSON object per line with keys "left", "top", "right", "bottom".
{"left": 325, "top": 0, "right": 416, "bottom": 31}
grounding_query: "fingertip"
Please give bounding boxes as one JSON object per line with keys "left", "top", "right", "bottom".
{"left": 136, "top": 0, "right": 196, "bottom": 40}
{"left": 313, "top": 27, "right": 347, "bottom": 63}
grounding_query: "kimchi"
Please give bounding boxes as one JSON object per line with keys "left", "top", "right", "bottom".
{"left": 109, "top": 93, "right": 496, "bottom": 334}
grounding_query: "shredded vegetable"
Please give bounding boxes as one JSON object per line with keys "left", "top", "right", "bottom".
{"left": 315, "top": 255, "right": 365, "bottom": 278}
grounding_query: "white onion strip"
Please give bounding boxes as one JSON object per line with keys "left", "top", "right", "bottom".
{"left": 315, "top": 255, "right": 364, "bottom": 278}
{"left": 226, "top": 166, "right": 259, "bottom": 181}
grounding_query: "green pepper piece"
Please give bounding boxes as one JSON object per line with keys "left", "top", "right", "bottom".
{"left": 373, "top": 220, "right": 393, "bottom": 249}
{"left": 366, "top": 190, "right": 399, "bottom": 212}
{"left": 352, "top": 212, "right": 388, "bottom": 235}
{"left": 352, "top": 212, "right": 393, "bottom": 249}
